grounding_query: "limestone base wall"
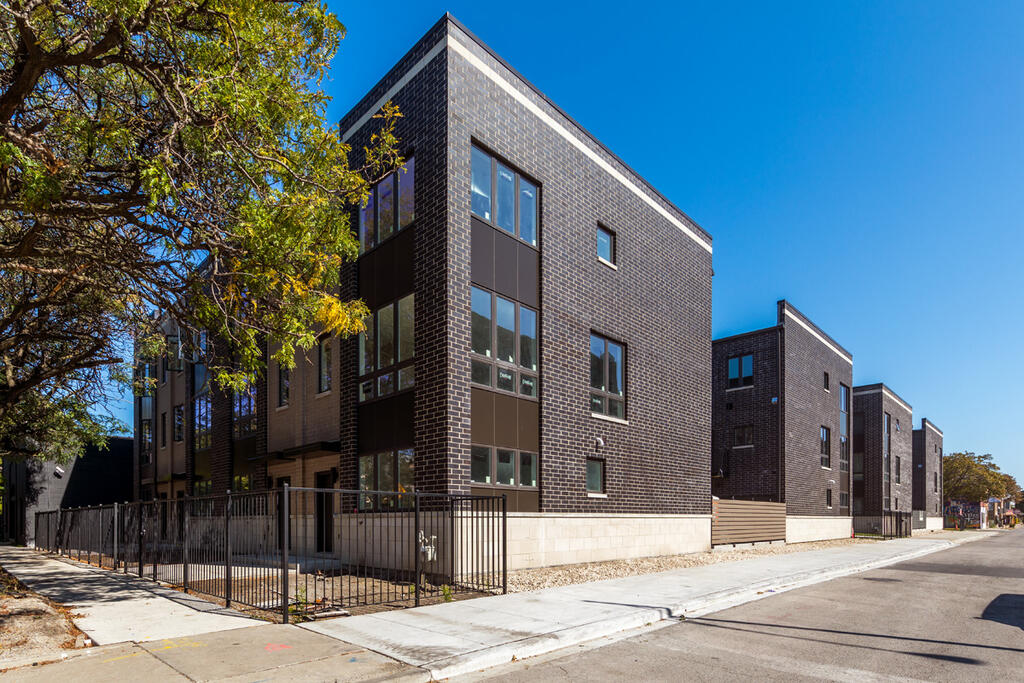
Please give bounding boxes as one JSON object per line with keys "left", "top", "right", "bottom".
{"left": 926, "top": 516, "right": 944, "bottom": 531}
{"left": 506, "top": 513, "right": 711, "bottom": 570}
{"left": 786, "top": 515, "right": 852, "bottom": 543}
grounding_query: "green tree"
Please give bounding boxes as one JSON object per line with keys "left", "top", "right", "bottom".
{"left": 942, "top": 452, "right": 1007, "bottom": 502}
{"left": 0, "top": 0, "right": 401, "bottom": 461}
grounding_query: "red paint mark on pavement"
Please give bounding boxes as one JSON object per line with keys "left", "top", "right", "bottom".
{"left": 265, "top": 643, "right": 293, "bottom": 652}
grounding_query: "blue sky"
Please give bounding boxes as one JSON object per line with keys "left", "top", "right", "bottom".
{"left": 319, "top": 2, "right": 1023, "bottom": 479}
{"left": 112, "top": 3, "right": 1024, "bottom": 480}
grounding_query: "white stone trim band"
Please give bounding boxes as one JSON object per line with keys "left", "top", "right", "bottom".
{"left": 783, "top": 309, "right": 852, "bottom": 364}
{"left": 853, "top": 387, "right": 912, "bottom": 414}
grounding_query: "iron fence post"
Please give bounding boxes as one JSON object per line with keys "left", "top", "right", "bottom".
{"left": 502, "top": 494, "right": 507, "bottom": 595}
{"left": 281, "top": 483, "right": 289, "bottom": 624}
{"left": 138, "top": 503, "right": 144, "bottom": 577}
{"left": 414, "top": 493, "right": 421, "bottom": 607}
{"left": 183, "top": 499, "right": 190, "bottom": 593}
{"left": 112, "top": 503, "right": 118, "bottom": 571}
{"left": 225, "top": 490, "right": 232, "bottom": 608}
{"left": 152, "top": 499, "right": 158, "bottom": 582}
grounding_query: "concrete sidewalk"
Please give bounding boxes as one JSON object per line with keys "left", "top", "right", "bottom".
{"left": 0, "top": 545, "right": 259, "bottom": 644}
{"left": 302, "top": 536, "right": 957, "bottom": 679}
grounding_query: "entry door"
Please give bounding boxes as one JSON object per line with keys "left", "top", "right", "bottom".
{"left": 314, "top": 471, "right": 333, "bottom": 553}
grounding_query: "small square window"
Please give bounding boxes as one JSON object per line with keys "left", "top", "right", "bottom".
{"left": 471, "top": 446, "right": 491, "bottom": 484}
{"left": 728, "top": 354, "right": 754, "bottom": 388}
{"left": 586, "top": 458, "right": 605, "bottom": 493}
{"left": 597, "top": 225, "right": 616, "bottom": 265}
{"left": 733, "top": 425, "right": 753, "bottom": 447}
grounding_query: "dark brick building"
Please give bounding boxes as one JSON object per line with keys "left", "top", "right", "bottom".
{"left": 712, "top": 300, "right": 853, "bottom": 542}
{"left": 134, "top": 14, "right": 713, "bottom": 568}
{"left": 912, "top": 418, "right": 944, "bottom": 529}
{"left": 852, "top": 383, "right": 914, "bottom": 518}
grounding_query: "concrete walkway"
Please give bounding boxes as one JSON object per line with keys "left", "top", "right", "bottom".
{"left": 302, "top": 536, "right": 957, "bottom": 679}
{"left": 0, "top": 546, "right": 259, "bottom": 644}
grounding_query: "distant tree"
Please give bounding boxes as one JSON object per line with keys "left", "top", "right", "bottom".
{"left": 943, "top": 452, "right": 1007, "bottom": 502}
{"left": 1001, "top": 473, "right": 1022, "bottom": 503}
{"left": 0, "top": 1, "right": 402, "bottom": 461}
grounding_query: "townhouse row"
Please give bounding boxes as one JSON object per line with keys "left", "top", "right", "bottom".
{"left": 133, "top": 14, "right": 943, "bottom": 570}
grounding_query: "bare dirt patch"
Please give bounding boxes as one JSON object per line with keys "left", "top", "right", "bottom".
{"left": 508, "top": 537, "right": 880, "bottom": 592}
{"left": 0, "top": 564, "right": 87, "bottom": 669}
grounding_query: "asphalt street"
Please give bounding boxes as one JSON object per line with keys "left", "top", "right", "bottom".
{"left": 471, "top": 530, "right": 1024, "bottom": 682}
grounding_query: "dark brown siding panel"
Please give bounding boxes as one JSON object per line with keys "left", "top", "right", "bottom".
{"left": 493, "top": 392, "right": 518, "bottom": 447}
{"left": 471, "top": 218, "right": 494, "bottom": 288}
{"left": 358, "top": 392, "right": 416, "bottom": 453}
{"left": 518, "top": 243, "right": 538, "bottom": 308}
{"left": 471, "top": 387, "right": 495, "bottom": 444}
{"left": 518, "top": 399, "right": 539, "bottom": 452}
{"left": 493, "top": 231, "right": 518, "bottom": 300}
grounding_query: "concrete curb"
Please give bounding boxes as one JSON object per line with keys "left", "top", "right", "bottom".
{"left": 423, "top": 540, "right": 955, "bottom": 679}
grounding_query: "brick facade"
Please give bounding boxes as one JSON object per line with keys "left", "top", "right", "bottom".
{"left": 912, "top": 418, "right": 944, "bottom": 517}
{"left": 133, "top": 15, "right": 712, "bottom": 521}
{"left": 712, "top": 301, "right": 852, "bottom": 519}
{"left": 852, "top": 384, "right": 914, "bottom": 516}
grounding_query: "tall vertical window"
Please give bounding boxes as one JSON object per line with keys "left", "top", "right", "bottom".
{"left": 173, "top": 404, "right": 184, "bottom": 442}
{"left": 590, "top": 333, "right": 625, "bottom": 419}
{"left": 728, "top": 354, "right": 754, "bottom": 388}
{"left": 278, "top": 363, "right": 289, "bottom": 407}
{"left": 733, "top": 425, "right": 753, "bottom": 447}
{"left": 597, "top": 225, "right": 616, "bottom": 265}
{"left": 360, "top": 156, "right": 415, "bottom": 253}
{"left": 586, "top": 458, "right": 605, "bottom": 493}
{"left": 894, "top": 455, "right": 901, "bottom": 484}
{"left": 839, "top": 384, "right": 850, "bottom": 472}
{"left": 140, "top": 419, "right": 152, "bottom": 462}
{"left": 823, "top": 372, "right": 830, "bottom": 390}
{"left": 469, "top": 287, "right": 538, "bottom": 397}
{"left": 826, "top": 488, "right": 833, "bottom": 508}
{"left": 470, "top": 146, "right": 538, "bottom": 247}
{"left": 840, "top": 491, "right": 849, "bottom": 509}
{"left": 358, "top": 293, "right": 415, "bottom": 402}
{"left": 233, "top": 384, "right": 256, "bottom": 437}
{"left": 318, "top": 337, "right": 331, "bottom": 393}
{"left": 193, "top": 391, "right": 211, "bottom": 451}
{"left": 934, "top": 471, "right": 938, "bottom": 493}
{"left": 883, "top": 412, "right": 891, "bottom": 484}
{"left": 820, "top": 426, "right": 831, "bottom": 468}
{"left": 160, "top": 412, "right": 167, "bottom": 448}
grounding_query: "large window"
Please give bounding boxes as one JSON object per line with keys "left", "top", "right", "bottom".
{"left": 883, "top": 412, "right": 891, "bottom": 484}
{"left": 820, "top": 426, "right": 831, "bottom": 468}
{"left": 728, "top": 354, "right": 753, "bottom": 389}
{"left": 233, "top": 384, "right": 256, "bottom": 437}
{"left": 470, "top": 146, "right": 538, "bottom": 247}
{"left": 470, "top": 287, "right": 538, "bottom": 398}
{"left": 470, "top": 446, "right": 538, "bottom": 488}
{"left": 359, "top": 449, "right": 415, "bottom": 509}
{"left": 173, "top": 404, "right": 184, "bottom": 442}
{"left": 360, "top": 156, "right": 415, "bottom": 253}
{"left": 166, "top": 334, "right": 182, "bottom": 372}
{"left": 358, "top": 293, "right": 415, "bottom": 402}
{"left": 840, "top": 491, "right": 850, "bottom": 509}
{"left": 839, "top": 384, "right": 850, "bottom": 472}
{"left": 318, "top": 337, "right": 331, "bottom": 393}
{"left": 193, "top": 389, "right": 211, "bottom": 451}
{"left": 590, "top": 333, "right": 625, "bottom": 419}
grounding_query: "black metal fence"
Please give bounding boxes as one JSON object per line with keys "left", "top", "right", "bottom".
{"left": 34, "top": 486, "right": 507, "bottom": 621}
{"left": 853, "top": 511, "right": 913, "bottom": 538}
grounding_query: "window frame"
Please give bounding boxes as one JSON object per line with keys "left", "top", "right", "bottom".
{"left": 589, "top": 332, "right": 626, "bottom": 420}
{"left": 727, "top": 354, "right": 754, "bottom": 389}
{"left": 469, "top": 445, "right": 540, "bottom": 490}
{"left": 894, "top": 455, "right": 901, "bottom": 484}
{"left": 823, "top": 371, "right": 829, "bottom": 390}
{"left": 359, "top": 155, "right": 415, "bottom": 255}
{"left": 173, "top": 404, "right": 184, "bottom": 442}
{"left": 470, "top": 145, "right": 539, "bottom": 248}
{"left": 358, "top": 293, "right": 416, "bottom": 404}
{"left": 839, "top": 384, "right": 850, "bottom": 472}
{"left": 586, "top": 457, "right": 606, "bottom": 494}
{"left": 826, "top": 488, "right": 833, "bottom": 509}
{"left": 839, "top": 491, "right": 850, "bottom": 509}
{"left": 277, "top": 362, "right": 290, "bottom": 408}
{"left": 597, "top": 224, "right": 616, "bottom": 267}
{"left": 358, "top": 448, "right": 417, "bottom": 510}
{"left": 469, "top": 286, "right": 539, "bottom": 400}
{"left": 317, "top": 336, "right": 332, "bottom": 394}
{"left": 233, "top": 384, "right": 257, "bottom": 438}
{"left": 820, "top": 425, "right": 831, "bottom": 468}
{"left": 733, "top": 425, "right": 753, "bottom": 448}
{"left": 140, "top": 418, "right": 152, "bottom": 464}
{"left": 193, "top": 388, "right": 212, "bottom": 451}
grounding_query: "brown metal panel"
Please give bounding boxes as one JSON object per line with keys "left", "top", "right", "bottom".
{"left": 517, "top": 398, "right": 539, "bottom": 452}
{"left": 517, "top": 243, "right": 539, "bottom": 308}
{"left": 493, "top": 230, "right": 518, "bottom": 300}
{"left": 358, "top": 403, "right": 377, "bottom": 453}
{"left": 392, "top": 227, "right": 415, "bottom": 298}
{"left": 374, "top": 238, "right": 396, "bottom": 305}
{"left": 493, "top": 392, "right": 518, "bottom": 447}
{"left": 515, "top": 489, "right": 540, "bottom": 512}
{"left": 358, "top": 253, "right": 375, "bottom": 308}
{"left": 471, "top": 387, "right": 495, "bottom": 445}
{"left": 471, "top": 217, "right": 494, "bottom": 289}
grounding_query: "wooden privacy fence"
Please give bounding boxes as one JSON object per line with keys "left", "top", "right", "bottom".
{"left": 712, "top": 499, "right": 786, "bottom": 545}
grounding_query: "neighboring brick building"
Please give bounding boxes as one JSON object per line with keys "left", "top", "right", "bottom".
{"left": 712, "top": 300, "right": 853, "bottom": 543}
{"left": 912, "top": 418, "right": 944, "bottom": 530}
{"left": 134, "top": 14, "right": 714, "bottom": 568}
{"left": 852, "top": 383, "right": 914, "bottom": 520}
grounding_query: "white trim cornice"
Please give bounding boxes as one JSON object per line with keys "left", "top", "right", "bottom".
{"left": 783, "top": 309, "right": 852, "bottom": 365}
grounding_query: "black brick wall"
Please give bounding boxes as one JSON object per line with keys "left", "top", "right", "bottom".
{"left": 913, "top": 419, "right": 943, "bottom": 516}
{"left": 853, "top": 384, "right": 913, "bottom": 516}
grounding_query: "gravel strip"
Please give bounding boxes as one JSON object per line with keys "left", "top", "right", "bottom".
{"left": 507, "top": 538, "right": 880, "bottom": 593}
